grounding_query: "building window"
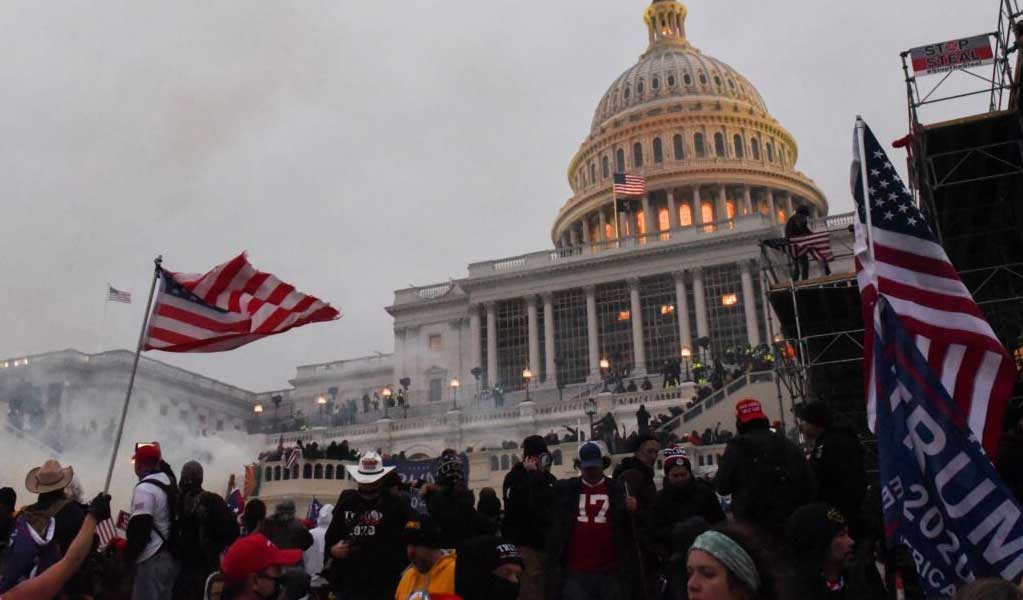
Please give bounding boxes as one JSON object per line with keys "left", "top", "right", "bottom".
{"left": 679, "top": 202, "right": 693, "bottom": 226}
{"left": 726, "top": 201, "right": 736, "bottom": 220}
{"left": 624, "top": 85, "right": 631, "bottom": 99}
{"left": 632, "top": 142, "right": 644, "bottom": 168}
{"left": 325, "top": 464, "right": 334, "bottom": 479}
{"left": 701, "top": 201, "right": 715, "bottom": 227}
{"left": 699, "top": 73, "right": 708, "bottom": 84}
{"left": 605, "top": 221, "right": 615, "bottom": 241}
{"left": 714, "top": 133, "right": 726, "bottom": 157}
{"left": 274, "top": 466, "right": 282, "bottom": 481}
{"left": 640, "top": 275, "right": 681, "bottom": 371}
{"left": 668, "top": 74, "right": 676, "bottom": 86}
{"left": 429, "top": 334, "right": 442, "bottom": 349}
{"left": 292, "top": 465, "right": 299, "bottom": 479}
{"left": 554, "top": 289, "right": 589, "bottom": 385}
{"left": 496, "top": 298, "right": 528, "bottom": 390}
{"left": 652, "top": 138, "right": 663, "bottom": 163}
{"left": 589, "top": 161, "right": 596, "bottom": 183}
{"left": 684, "top": 73, "right": 692, "bottom": 85}
{"left": 714, "top": 75, "right": 722, "bottom": 87}
{"left": 658, "top": 206, "right": 670, "bottom": 232}
{"left": 265, "top": 467, "right": 273, "bottom": 482}
{"left": 694, "top": 133, "right": 706, "bottom": 157}
{"left": 637, "top": 80, "right": 645, "bottom": 94}
{"left": 282, "top": 466, "right": 289, "bottom": 480}
{"left": 429, "top": 378, "right": 443, "bottom": 402}
{"left": 766, "top": 142, "right": 774, "bottom": 162}
{"left": 303, "top": 464, "right": 312, "bottom": 479}
{"left": 602, "top": 155, "right": 610, "bottom": 178}
{"left": 700, "top": 264, "right": 749, "bottom": 356}
{"left": 652, "top": 77, "right": 659, "bottom": 90}
{"left": 733, "top": 134, "right": 744, "bottom": 158}
{"left": 751, "top": 138, "right": 761, "bottom": 160}
{"left": 616, "top": 149, "right": 626, "bottom": 172}
{"left": 314, "top": 464, "right": 323, "bottom": 479}
{"left": 777, "top": 209, "right": 787, "bottom": 224}
{"left": 596, "top": 282, "right": 634, "bottom": 375}
{"left": 673, "top": 134, "right": 685, "bottom": 160}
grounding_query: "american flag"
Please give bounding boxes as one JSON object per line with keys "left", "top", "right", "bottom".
{"left": 96, "top": 518, "right": 120, "bottom": 549}
{"left": 107, "top": 285, "right": 132, "bottom": 304}
{"left": 143, "top": 253, "right": 340, "bottom": 353}
{"left": 852, "top": 118, "right": 1016, "bottom": 457}
{"left": 286, "top": 446, "right": 303, "bottom": 470}
{"left": 788, "top": 232, "right": 834, "bottom": 262}
{"left": 613, "top": 173, "right": 646, "bottom": 197}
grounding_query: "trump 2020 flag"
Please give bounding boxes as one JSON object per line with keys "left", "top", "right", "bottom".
{"left": 875, "top": 297, "right": 1023, "bottom": 595}
{"left": 143, "top": 253, "right": 339, "bottom": 353}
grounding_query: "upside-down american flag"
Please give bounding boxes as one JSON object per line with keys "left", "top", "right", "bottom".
{"left": 143, "top": 253, "right": 340, "bottom": 353}
{"left": 613, "top": 172, "right": 646, "bottom": 197}
{"left": 787, "top": 231, "right": 834, "bottom": 262}
{"left": 852, "top": 118, "right": 1016, "bottom": 457}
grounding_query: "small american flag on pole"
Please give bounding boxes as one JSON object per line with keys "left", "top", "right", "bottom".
{"left": 107, "top": 285, "right": 132, "bottom": 304}
{"left": 853, "top": 118, "right": 1016, "bottom": 457}
{"left": 286, "top": 447, "right": 303, "bottom": 470}
{"left": 787, "top": 232, "right": 834, "bottom": 262}
{"left": 613, "top": 173, "right": 646, "bottom": 197}
{"left": 96, "top": 518, "right": 120, "bottom": 549}
{"left": 143, "top": 253, "right": 340, "bottom": 353}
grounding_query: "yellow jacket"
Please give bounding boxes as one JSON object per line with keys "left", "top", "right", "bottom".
{"left": 394, "top": 552, "right": 457, "bottom": 600}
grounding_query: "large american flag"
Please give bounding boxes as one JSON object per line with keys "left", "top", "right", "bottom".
{"left": 613, "top": 173, "right": 646, "bottom": 197}
{"left": 853, "top": 118, "right": 1016, "bottom": 456}
{"left": 143, "top": 253, "right": 340, "bottom": 353}
{"left": 788, "top": 232, "right": 834, "bottom": 262}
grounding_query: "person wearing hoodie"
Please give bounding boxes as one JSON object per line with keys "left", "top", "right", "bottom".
{"left": 304, "top": 503, "right": 334, "bottom": 599}
{"left": 257, "top": 500, "right": 312, "bottom": 600}
{"left": 650, "top": 446, "right": 724, "bottom": 564}
{"left": 0, "top": 460, "right": 89, "bottom": 596}
{"left": 454, "top": 536, "right": 524, "bottom": 600}
{"left": 785, "top": 503, "right": 864, "bottom": 600}
{"left": 0, "top": 488, "right": 15, "bottom": 566}
{"left": 174, "top": 460, "right": 240, "bottom": 600}
{"left": 500, "top": 435, "right": 556, "bottom": 600}
{"left": 612, "top": 432, "right": 660, "bottom": 599}
{"left": 795, "top": 402, "right": 866, "bottom": 536}
{"left": 422, "top": 453, "right": 489, "bottom": 548}
{"left": 394, "top": 517, "right": 456, "bottom": 600}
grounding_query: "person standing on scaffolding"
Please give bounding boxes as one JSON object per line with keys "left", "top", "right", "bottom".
{"left": 785, "top": 205, "right": 831, "bottom": 280}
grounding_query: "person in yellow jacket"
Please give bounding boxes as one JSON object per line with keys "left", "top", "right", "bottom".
{"left": 394, "top": 517, "right": 457, "bottom": 600}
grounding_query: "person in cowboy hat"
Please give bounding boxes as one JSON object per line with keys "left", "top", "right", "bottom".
{"left": 0, "top": 459, "right": 87, "bottom": 596}
{"left": 324, "top": 451, "right": 416, "bottom": 600}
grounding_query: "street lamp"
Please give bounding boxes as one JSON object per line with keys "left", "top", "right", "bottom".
{"left": 253, "top": 403, "right": 264, "bottom": 415}
{"left": 584, "top": 397, "right": 598, "bottom": 440}
{"left": 382, "top": 387, "right": 392, "bottom": 418}
{"left": 317, "top": 395, "right": 327, "bottom": 424}
{"left": 599, "top": 358, "right": 610, "bottom": 392}
{"left": 450, "top": 378, "right": 460, "bottom": 410}
{"left": 680, "top": 347, "right": 692, "bottom": 382}
{"left": 522, "top": 369, "right": 533, "bottom": 403}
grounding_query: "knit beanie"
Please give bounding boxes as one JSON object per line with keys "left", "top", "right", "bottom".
{"left": 522, "top": 435, "right": 548, "bottom": 458}
{"left": 785, "top": 503, "right": 847, "bottom": 561}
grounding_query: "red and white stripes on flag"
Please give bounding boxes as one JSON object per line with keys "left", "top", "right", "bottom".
{"left": 96, "top": 518, "right": 119, "bottom": 549}
{"left": 107, "top": 286, "right": 132, "bottom": 304}
{"left": 286, "top": 447, "right": 303, "bottom": 470}
{"left": 613, "top": 173, "right": 646, "bottom": 197}
{"left": 143, "top": 253, "right": 340, "bottom": 353}
{"left": 853, "top": 119, "right": 1016, "bottom": 457}
{"left": 788, "top": 232, "right": 834, "bottom": 262}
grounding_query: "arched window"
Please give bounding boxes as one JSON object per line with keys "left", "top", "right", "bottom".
{"left": 325, "top": 464, "right": 334, "bottom": 479}
{"left": 637, "top": 80, "right": 645, "bottom": 94}
{"left": 779, "top": 148, "right": 787, "bottom": 166}
{"left": 668, "top": 75, "right": 676, "bottom": 87}
{"left": 636, "top": 210, "right": 646, "bottom": 237}
{"left": 652, "top": 138, "right": 663, "bottom": 163}
{"left": 273, "top": 466, "right": 281, "bottom": 480}
{"left": 714, "top": 133, "right": 726, "bottom": 157}
{"left": 632, "top": 142, "right": 644, "bottom": 167}
{"left": 673, "top": 134, "right": 685, "bottom": 160}
{"left": 652, "top": 77, "right": 659, "bottom": 90}
{"left": 733, "top": 134, "right": 744, "bottom": 158}
{"left": 751, "top": 138, "right": 761, "bottom": 160}
{"left": 602, "top": 155, "right": 610, "bottom": 178}
{"left": 714, "top": 75, "right": 722, "bottom": 87}
{"left": 265, "top": 467, "right": 273, "bottom": 482}
{"left": 490, "top": 456, "right": 500, "bottom": 471}
{"left": 699, "top": 73, "right": 708, "bottom": 85}
{"left": 726, "top": 201, "right": 736, "bottom": 219}
{"left": 679, "top": 202, "right": 693, "bottom": 226}
{"left": 658, "top": 206, "right": 670, "bottom": 231}
{"left": 624, "top": 85, "right": 631, "bottom": 99}
{"left": 314, "top": 464, "right": 323, "bottom": 480}
{"left": 616, "top": 149, "right": 626, "bottom": 172}
{"left": 604, "top": 221, "right": 615, "bottom": 240}
{"left": 694, "top": 133, "right": 706, "bottom": 157}
{"left": 282, "top": 466, "right": 289, "bottom": 480}
{"left": 766, "top": 142, "right": 774, "bottom": 162}
{"left": 500, "top": 455, "right": 510, "bottom": 470}
{"left": 589, "top": 161, "right": 596, "bottom": 183}
{"left": 303, "top": 464, "right": 312, "bottom": 479}
{"left": 684, "top": 73, "right": 692, "bottom": 85}
{"left": 701, "top": 201, "right": 715, "bottom": 224}
{"left": 292, "top": 465, "right": 299, "bottom": 479}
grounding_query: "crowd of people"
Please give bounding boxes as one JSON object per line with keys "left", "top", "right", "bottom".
{"left": 1, "top": 397, "right": 1022, "bottom": 600}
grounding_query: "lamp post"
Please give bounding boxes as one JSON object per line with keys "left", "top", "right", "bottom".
{"left": 584, "top": 397, "right": 598, "bottom": 440}
{"left": 522, "top": 369, "right": 533, "bottom": 403}
{"left": 450, "top": 378, "right": 460, "bottom": 410}
{"left": 382, "top": 387, "right": 392, "bottom": 419}
{"left": 680, "top": 347, "right": 692, "bottom": 382}
{"left": 599, "top": 358, "right": 610, "bottom": 392}
{"left": 317, "top": 395, "right": 327, "bottom": 425}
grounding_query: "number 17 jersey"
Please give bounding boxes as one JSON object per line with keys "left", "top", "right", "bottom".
{"left": 565, "top": 478, "right": 617, "bottom": 573}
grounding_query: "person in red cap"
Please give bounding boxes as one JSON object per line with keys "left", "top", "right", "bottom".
{"left": 220, "top": 533, "right": 303, "bottom": 600}
{"left": 714, "top": 398, "right": 814, "bottom": 539}
{"left": 125, "top": 442, "right": 180, "bottom": 600}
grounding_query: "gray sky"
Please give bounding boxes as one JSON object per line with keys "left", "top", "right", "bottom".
{"left": 0, "top": 1, "right": 999, "bottom": 391}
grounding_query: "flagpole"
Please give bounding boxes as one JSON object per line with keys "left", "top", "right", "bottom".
{"left": 856, "top": 117, "right": 877, "bottom": 262}
{"left": 103, "top": 255, "right": 162, "bottom": 494}
{"left": 613, "top": 193, "right": 621, "bottom": 248}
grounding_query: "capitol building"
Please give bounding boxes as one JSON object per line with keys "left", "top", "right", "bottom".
{"left": 2, "top": 1, "right": 846, "bottom": 499}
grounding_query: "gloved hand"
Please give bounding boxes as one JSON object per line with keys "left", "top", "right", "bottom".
{"left": 89, "top": 493, "right": 112, "bottom": 522}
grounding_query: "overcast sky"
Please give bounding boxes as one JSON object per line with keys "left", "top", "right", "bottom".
{"left": 0, "top": 1, "right": 1000, "bottom": 391}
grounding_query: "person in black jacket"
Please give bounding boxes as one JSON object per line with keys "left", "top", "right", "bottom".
{"left": 611, "top": 433, "right": 660, "bottom": 599}
{"left": 173, "top": 460, "right": 240, "bottom": 600}
{"left": 258, "top": 499, "right": 312, "bottom": 600}
{"left": 324, "top": 452, "right": 415, "bottom": 600}
{"left": 796, "top": 402, "right": 867, "bottom": 537}
{"left": 501, "top": 435, "right": 556, "bottom": 600}
{"left": 650, "top": 446, "right": 724, "bottom": 557}
{"left": 785, "top": 205, "right": 812, "bottom": 281}
{"left": 422, "top": 453, "right": 491, "bottom": 547}
{"left": 785, "top": 503, "right": 866, "bottom": 600}
{"left": 715, "top": 398, "right": 814, "bottom": 539}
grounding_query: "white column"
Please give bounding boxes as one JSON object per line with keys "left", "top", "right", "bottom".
{"left": 569, "top": 226, "right": 580, "bottom": 247}
{"left": 667, "top": 189, "right": 680, "bottom": 231}
{"left": 527, "top": 295, "right": 540, "bottom": 377}
{"left": 766, "top": 189, "right": 777, "bottom": 222}
{"left": 598, "top": 209, "right": 608, "bottom": 243}
{"left": 784, "top": 192, "right": 794, "bottom": 220}
{"left": 543, "top": 293, "right": 557, "bottom": 387}
{"left": 486, "top": 302, "right": 498, "bottom": 388}
{"left": 739, "top": 262, "right": 761, "bottom": 346}
{"left": 642, "top": 196, "right": 654, "bottom": 241}
{"left": 560, "top": 232, "right": 570, "bottom": 248}
{"left": 743, "top": 185, "right": 753, "bottom": 216}
{"left": 394, "top": 327, "right": 407, "bottom": 380}
{"left": 628, "top": 278, "right": 646, "bottom": 374}
{"left": 585, "top": 285, "right": 600, "bottom": 380}
{"left": 469, "top": 306, "right": 482, "bottom": 373}
{"left": 717, "top": 184, "right": 728, "bottom": 222}
{"left": 582, "top": 217, "right": 592, "bottom": 245}
{"left": 692, "top": 267, "right": 709, "bottom": 339}
{"left": 673, "top": 271, "right": 692, "bottom": 352}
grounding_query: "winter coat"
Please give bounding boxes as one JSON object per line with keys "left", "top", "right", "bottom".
{"left": 174, "top": 488, "right": 240, "bottom": 600}
{"left": 258, "top": 514, "right": 313, "bottom": 553}
{"left": 424, "top": 485, "right": 491, "bottom": 548}
{"left": 501, "top": 464, "right": 556, "bottom": 551}
{"left": 304, "top": 504, "right": 333, "bottom": 580}
{"left": 323, "top": 489, "right": 415, "bottom": 600}
{"left": 786, "top": 212, "right": 811, "bottom": 238}
{"left": 612, "top": 457, "right": 659, "bottom": 596}
{"left": 545, "top": 477, "right": 637, "bottom": 600}
{"left": 996, "top": 429, "right": 1023, "bottom": 505}
{"left": 808, "top": 426, "right": 866, "bottom": 531}
{"left": 0, "top": 497, "right": 88, "bottom": 595}
{"left": 649, "top": 479, "right": 724, "bottom": 559}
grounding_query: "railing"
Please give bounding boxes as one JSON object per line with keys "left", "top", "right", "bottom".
{"left": 653, "top": 370, "right": 774, "bottom": 431}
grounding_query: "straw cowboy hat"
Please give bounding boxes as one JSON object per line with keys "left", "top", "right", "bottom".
{"left": 25, "top": 460, "right": 74, "bottom": 494}
{"left": 345, "top": 451, "right": 394, "bottom": 485}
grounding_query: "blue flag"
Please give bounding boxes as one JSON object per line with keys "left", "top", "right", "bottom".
{"left": 875, "top": 297, "right": 1023, "bottom": 595}
{"left": 306, "top": 498, "right": 322, "bottom": 523}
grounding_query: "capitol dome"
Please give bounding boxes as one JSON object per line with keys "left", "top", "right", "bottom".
{"left": 552, "top": 0, "right": 827, "bottom": 247}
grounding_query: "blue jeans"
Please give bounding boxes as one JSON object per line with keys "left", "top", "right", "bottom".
{"left": 132, "top": 549, "right": 179, "bottom": 600}
{"left": 563, "top": 571, "right": 622, "bottom": 600}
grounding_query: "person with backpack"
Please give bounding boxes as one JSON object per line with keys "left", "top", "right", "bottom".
{"left": 125, "top": 443, "right": 180, "bottom": 600}
{"left": 714, "top": 398, "right": 814, "bottom": 540}
{"left": 173, "top": 460, "right": 240, "bottom": 600}
{"left": 257, "top": 500, "right": 312, "bottom": 600}
{"left": 0, "top": 460, "right": 88, "bottom": 596}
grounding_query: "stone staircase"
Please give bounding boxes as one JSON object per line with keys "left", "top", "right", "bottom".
{"left": 657, "top": 371, "right": 787, "bottom": 439}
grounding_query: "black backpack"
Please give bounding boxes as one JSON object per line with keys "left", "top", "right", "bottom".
{"left": 739, "top": 436, "right": 802, "bottom": 530}
{"left": 135, "top": 478, "right": 182, "bottom": 558}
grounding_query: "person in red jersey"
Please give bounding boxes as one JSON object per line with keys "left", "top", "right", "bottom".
{"left": 545, "top": 441, "right": 638, "bottom": 600}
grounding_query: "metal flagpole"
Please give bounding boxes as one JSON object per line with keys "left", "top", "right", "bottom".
{"left": 613, "top": 194, "right": 621, "bottom": 247}
{"left": 102, "top": 256, "right": 162, "bottom": 494}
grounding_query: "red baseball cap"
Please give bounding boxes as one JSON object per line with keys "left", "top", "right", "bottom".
{"left": 221, "top": 534, "right": 302, "bottom": 583}
{"left": 132, "top": 443, "right": 162, "bottom": 466}
{"left": 735, "top": 398, "right": 767, "bottom": 424}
